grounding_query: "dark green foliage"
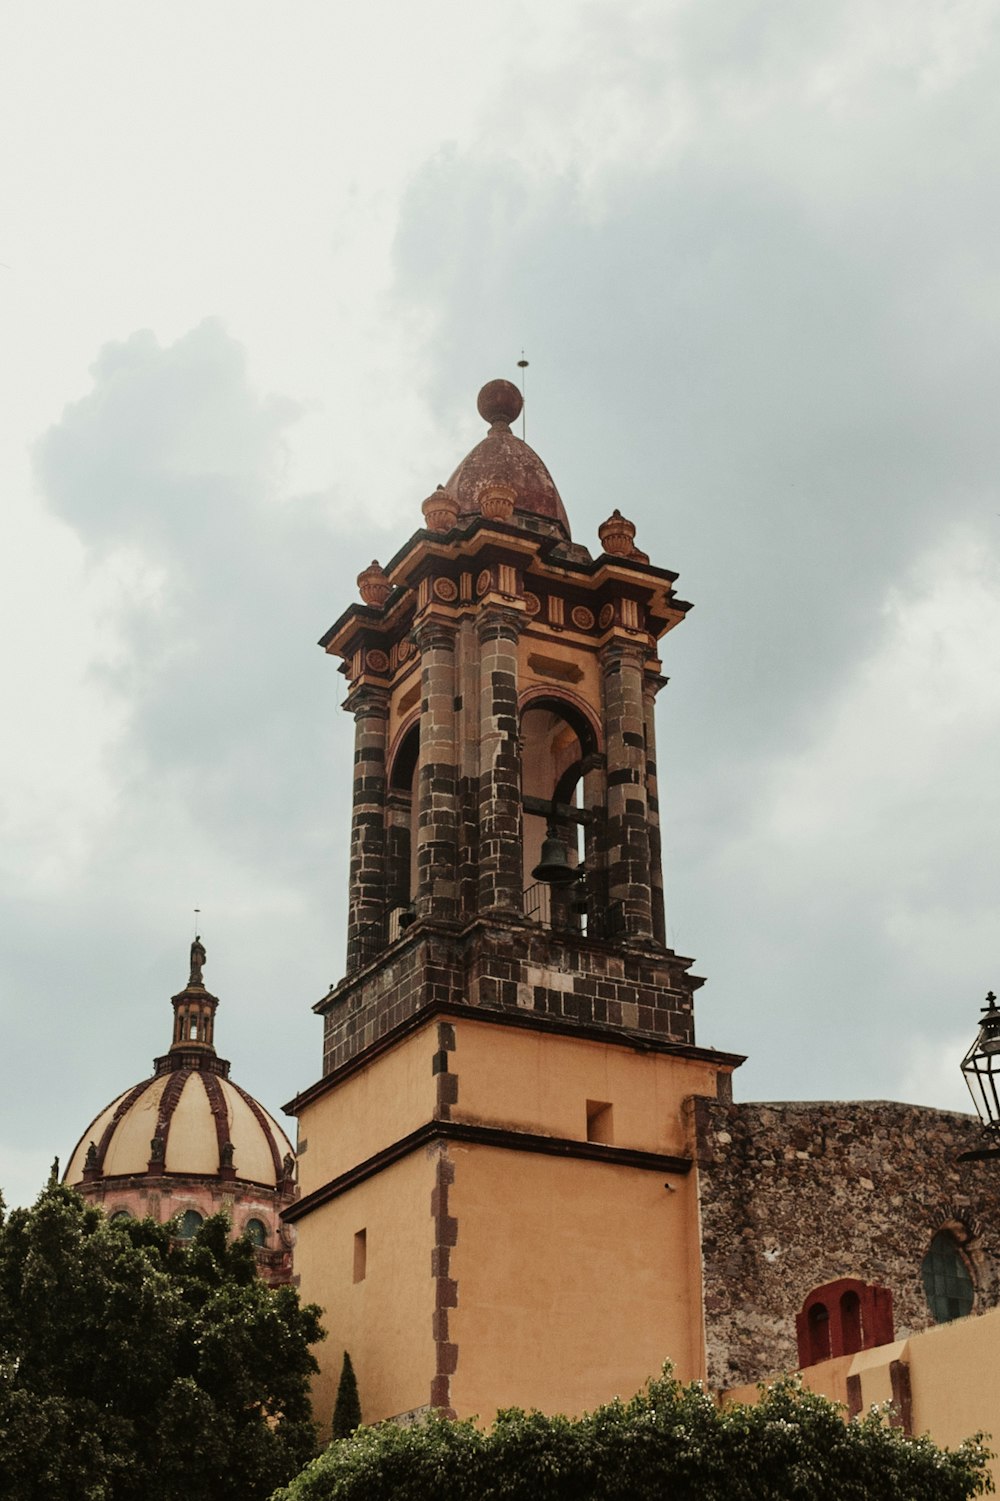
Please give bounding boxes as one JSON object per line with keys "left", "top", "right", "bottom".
{"left": 0, "top": 1180, "right": 325, "bottom": 1501}
{"left": 331, "top": 1352, "right": 361, "bottom": 1440}
{"left": 272, "top": 1368, "right": 993, "bottom": 1501}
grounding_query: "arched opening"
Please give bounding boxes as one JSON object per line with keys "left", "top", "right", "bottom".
{"left": 520, "top": 698, "right": 597, "bottom": 931}
{"left": 922, "top": 1230, "right": 975, "bottom": 1323}
{"left": 807, "top": 1302, "right": 831, "bottom": 1364}
{"left": 245, "top": 1217, "right": 267, "bottom": 1248}
{"left": 386, "top": 720, "right": 420, "bottom": 932}
{"left": 176, "top": 1209, "right": 204, "bottom": 1241}
{"left": 840, "top": 1289, "right": 862, "bottom": 1354}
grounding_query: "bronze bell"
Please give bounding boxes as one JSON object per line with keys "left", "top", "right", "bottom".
{"left": 531, "top": 826, "right": 583, "bottom": 886}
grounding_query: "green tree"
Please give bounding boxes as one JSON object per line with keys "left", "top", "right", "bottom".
{"left": 331, "top": 1352, "right": 361, "bottom": 1440}
{"left": 272, "top": 1368, "right": 992, "bottom": 1501}
{"left": 0, "top": 1179, "right": 324, "bottom": 1501}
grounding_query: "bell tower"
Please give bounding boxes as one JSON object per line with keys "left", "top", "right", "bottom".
{"left": 286, "top": 380, "right": 742, "bottom": 1426}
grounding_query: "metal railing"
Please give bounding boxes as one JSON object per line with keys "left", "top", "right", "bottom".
{"left": 522, "top": 876, "right": 624, "bottom": 941}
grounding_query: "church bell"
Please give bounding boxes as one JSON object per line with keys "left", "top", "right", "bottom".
{"left": 531, "top": 826, "right": 583, "bottom": 887}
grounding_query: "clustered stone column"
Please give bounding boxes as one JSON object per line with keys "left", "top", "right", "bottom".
{"left": 599, "top": 639, "right": 653, "bottom": 941}
{"left": 345, "top": 683, "right": 389, "bottom": 970}
{"left": 476, "top": 605, "right": 525, "bottom": 916}
{"left": 643, "top": 676, "right": 667, "bottom": 946}
{"left": 414, "top": 618, "right": 459, "bottom": 922}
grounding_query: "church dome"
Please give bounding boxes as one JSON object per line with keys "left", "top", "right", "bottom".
{"left": 445, "top": 379, "right": 571, "bottom": 538}
{"left": 64, "top": 937, "right": 296, "bottom": 1281}
{"left": 65, "top": 1068, "right": 292, "bottom": 1189}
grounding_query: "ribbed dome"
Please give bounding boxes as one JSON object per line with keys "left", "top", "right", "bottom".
{"left": 64, "top": 936, "right": 294, "bottom": 1195}
{"left": 65, "top": 1070, "right": 293, "bottom": 1189}
{"left": 445, "top": 379, "right": 571, "bottom": 537}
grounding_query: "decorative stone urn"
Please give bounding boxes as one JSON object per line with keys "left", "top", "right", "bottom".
{"left": 421, "top": 487, "right": 460, "bottom": 533}
{"left": 357, "top": 560, "right": 392, "bottom": 607}
{"left": 598, "top": 509, "right": 638, "bottom": 557}
{"left": 477, "top": 481, "right": 517, "bottom": 521}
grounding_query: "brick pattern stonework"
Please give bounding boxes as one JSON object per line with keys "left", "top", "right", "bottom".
{"left": 600, "top": 640, "right": 654, "bottom": 941}
{"left": 475, "top": 606, "right": 525, "bottom": 917}
{"left": 319, "top": 917, "right": 702, "bottom": 1076}
{"left": 695, "top": 1098, "right": 1000, "bottom": 1389}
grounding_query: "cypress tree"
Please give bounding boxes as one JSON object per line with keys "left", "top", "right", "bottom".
{"left": 331, "top": 1350, "right": 362, "bottom": 1439}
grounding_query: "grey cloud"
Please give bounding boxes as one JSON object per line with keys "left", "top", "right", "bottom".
{"left": 386, "top": 26, "right": 1000, "bottom": 1103}
{"left": 35, "top": 319, "right": 354, "bottom": 887}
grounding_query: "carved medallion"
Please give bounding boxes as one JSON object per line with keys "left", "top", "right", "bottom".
{"left": 598, "top": 603, "right": 615, "bottom": 630}
{"left": 433, "top": 577, "right": 458, "bottom": 602}
{"left": 570, "top": 605, "right": 595, "bottom": 631}
{"left": 523, "top": 591, "right": 542, "bottom": 617}
{"left": 476, "top": 568, "right": 492, "bottom": 597}
{"left": 366, "top": 648, "right": 390, "bottom": 674}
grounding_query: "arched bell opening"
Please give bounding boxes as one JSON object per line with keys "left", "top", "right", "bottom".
{"left": 520, "top": 698, "right": 599, "bottom": 932}
{"left": 386, "top": 721, "right": 420, "bottom": 935}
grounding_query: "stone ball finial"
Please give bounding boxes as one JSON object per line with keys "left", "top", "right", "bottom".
{"left": 598, "top": 508, "right": 638, "bottom": 557}
{"left": 421, "top": 487, "right": 460, "bottom": 533}
{"left": 357, "top": 560, "right": 392, "bottom": 607}
{"left": 477, "top": 379, "right": 523, "bottom": 427}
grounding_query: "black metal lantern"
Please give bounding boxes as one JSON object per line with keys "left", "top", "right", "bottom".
{"left": 960, "top": 991, "right": 1000, "bottom": 1135}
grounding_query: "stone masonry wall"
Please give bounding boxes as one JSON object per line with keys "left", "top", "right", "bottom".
{"left": 695, "top": 1097, "right": 1000, "bottom": 1389}
{"left": 320, "top": 917, "right": 701, "bottom": 1076}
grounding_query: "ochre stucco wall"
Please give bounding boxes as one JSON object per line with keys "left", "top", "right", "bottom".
{"left": 725, "top": 1310, "right": 1000, "bottom": 1490}
{"left": 449, "top": 1017, "right": 722, "bottom": 1155}
{"left": 295, "top": 1023, "right": 438, "bottom": 1196}
{"left": 448, "top": 1142, "right": 705, "bottom": 1420}
{"left": 292, "top": 1148, "right": 437, "bottom": 1430}
{"left": 292, "top": 1013, "right": 729, "bottom": 1428}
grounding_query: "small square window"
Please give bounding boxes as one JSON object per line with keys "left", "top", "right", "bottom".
{"left": 586, "top": 1100, "right": 614, "bottom": 1144}
{"left": 353, "top": 1228, "right": 367, "bottom": 1283}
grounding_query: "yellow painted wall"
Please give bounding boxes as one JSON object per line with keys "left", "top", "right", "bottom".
{"left": 292, "top": 1148, "right": 438, "bottom": 1429}
{"left": 450, "top": 1018, "right": 722, "bottom": 1156}
{"left": 906, "top": 1308, "right": 1000, "bottom": 1469}
{"left": 296, "top": 1022, "right": 438, "bottom": 1197}
{"left": 448, "top": 1142, "right": 704, "bottom": 1420}
{"left": 294, "top": 1015, "right": 727, "bottom": 1427}
{"left": 727, "top": 1310, "right": 1000, "bottom": 1489}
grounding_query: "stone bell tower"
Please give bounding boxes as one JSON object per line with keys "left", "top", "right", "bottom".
{"left": 286, "top": 380, "right": 742, "bottom": 1427}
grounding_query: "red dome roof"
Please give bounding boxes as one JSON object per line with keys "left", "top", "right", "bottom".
{"left": 445, "top": 380, "right": 571, "bottom": 537}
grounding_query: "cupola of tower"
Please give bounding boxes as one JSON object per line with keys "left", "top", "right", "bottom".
{"left": 444, "top": 378, "right": 571, "bottom": 536}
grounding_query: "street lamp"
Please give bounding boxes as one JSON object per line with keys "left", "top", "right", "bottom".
{"left": 959, "top": 991, "right": 1000, "bottom": 1161}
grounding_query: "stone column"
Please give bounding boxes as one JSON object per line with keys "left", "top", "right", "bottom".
{"left": 476, "top": 605, "right": 525, "bottom": 916}
{"left": 385, "top": 790, "right": 413, "bottom": 914}
{"left": 414, "top": 618, "right": 459, "bottom": 921}
{"left": 580, "top": 750, "right": 608, "bottom": 936}
{"left": 345, "top": 682, "right": 389, "bottom": 971}
{"left": 599, "top": 639, "right": 653, "bottom": 942}
{"left": 643, "top": 676, "right": 667, "bottom": 947}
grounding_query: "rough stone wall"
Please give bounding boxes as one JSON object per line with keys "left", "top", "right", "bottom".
{"left": 695, "top": 1098, "right": 1000, "bottom": 1389}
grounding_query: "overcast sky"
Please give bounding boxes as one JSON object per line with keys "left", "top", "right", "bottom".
{"left": 3, "top": 1, "right": 999, "bottom": 1210}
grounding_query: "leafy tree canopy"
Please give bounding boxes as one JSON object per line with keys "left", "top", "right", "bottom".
{"left": 273, "top": 1368, "right": 993, "bottom": 1501}
{"left": 0, "top": 1179, "right": 324, "bottom": 1501}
